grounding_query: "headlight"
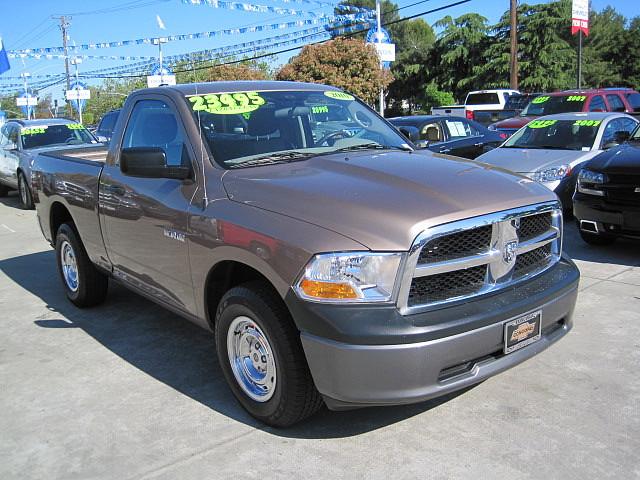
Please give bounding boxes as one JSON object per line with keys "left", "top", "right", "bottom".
{"left": 295, "top": 252, "right": 403, "bottom": 303}
{"left": 577, "top": 169, "right": 605, "bottom": 196}
{"left": 532, "top": 164, "right": 571, "bottom": 183}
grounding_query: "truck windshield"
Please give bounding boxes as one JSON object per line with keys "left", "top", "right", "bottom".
{"left": 521, "top": 95, "right": 587, "bottom": 116}
{"left": 186, "top": 89, "right": 411, "bottom": 168}
{"left": 21, "top": 123, "right": 95, "bottom": 150}
{"left": 503, "top": 119, "right": 600, "bottom": 151}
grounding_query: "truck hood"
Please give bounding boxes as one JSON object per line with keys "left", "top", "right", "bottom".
{"left": 493, "top": 116, "right": 535, "bottom": 129}
{"left": 476, "top": 147, "right": 599, "bottom": 174}
{"left": 222, "top": 150, "right": 556, "bottom": 251}
{"left": 586, "top": 142, "right": 640, "bottom": 174}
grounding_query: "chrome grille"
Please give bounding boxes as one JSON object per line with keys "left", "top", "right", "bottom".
{"left": 397, "top": 202, "right": 562, "bottom": 315}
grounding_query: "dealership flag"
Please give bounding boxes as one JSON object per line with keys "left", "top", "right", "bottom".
{"left": 571, "top": 0, "right": 589, "bottom": 36}
{"left": 0, "top": 37, "right": 10, "bottom": 74}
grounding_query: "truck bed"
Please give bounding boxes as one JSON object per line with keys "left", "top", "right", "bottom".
{"left": 41, "top": 144, "right": 108, "bottom": 165}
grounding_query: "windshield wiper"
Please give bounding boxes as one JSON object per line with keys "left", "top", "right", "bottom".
{"left": 331, "top": 142, "right": 413, "bottom": 153}
{"left": 228, "top": 151, "right": 313, "bottom": 169}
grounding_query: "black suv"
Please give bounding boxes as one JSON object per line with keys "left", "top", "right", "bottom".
{"left": 573, "top": 126, "right": 640, "bottom": 245}
{"left": 94, "top": 109, "right": 120, "bottom": 143}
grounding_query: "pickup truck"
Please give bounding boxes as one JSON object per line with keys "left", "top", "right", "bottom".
{"left": 31, "top": 81, "right": 579, "bottom": 427}
{"left": 431, "top": 89, "right": 520, "bottom": 124}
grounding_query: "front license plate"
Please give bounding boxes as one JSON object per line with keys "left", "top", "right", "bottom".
{"left": 504, "top": 310, "right": 542, "bottom": 354}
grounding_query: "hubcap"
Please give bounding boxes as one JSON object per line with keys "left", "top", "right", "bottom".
{"left": 60, "top": 240, "right": 79, "bottom": 292}
{"left": 227, "top": 316, "right": 276, "bottom": 402}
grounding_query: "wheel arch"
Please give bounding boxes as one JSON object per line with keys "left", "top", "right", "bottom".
{"left": 49, "top": 201, "right": 75, "bottom": 242}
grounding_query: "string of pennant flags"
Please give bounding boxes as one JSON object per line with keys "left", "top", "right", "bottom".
{"left": 181, "top": 0, "right": 336, "bottom": 7}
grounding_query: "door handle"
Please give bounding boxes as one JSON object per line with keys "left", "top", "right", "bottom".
{"left": 474, "top": 142, "right": 484, "bottom": 147}
{"left": 105, "top": 184, "right": 125, "bottom": 196}
{"left": 439, "top": 148, "right": 451, "bottom": 153}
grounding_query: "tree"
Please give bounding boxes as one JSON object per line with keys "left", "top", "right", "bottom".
{"left": 276, "top": 38, "right": 392, "bottom": 104}
{"left": 174, "top": 59, "right": 269, "bottom": 84}
{"left": 84, "top": 77, "right": 145, "bottom": 125}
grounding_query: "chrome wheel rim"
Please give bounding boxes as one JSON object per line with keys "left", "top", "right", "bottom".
{"left": 227, "top": 316, "right": 276, "bottom": 402}
{"left": 19, "top": 175, "right": 27, "bottom": 205}
{"left": 60, "top": 240, "right": 79, "bottom": 292}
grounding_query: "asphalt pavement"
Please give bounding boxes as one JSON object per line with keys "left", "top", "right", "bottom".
{"left": 0, "top": 191, "right": 638, "bottom": 480}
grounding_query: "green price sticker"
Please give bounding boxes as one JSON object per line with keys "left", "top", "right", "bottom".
{"left": 312, "top": 105, "right": 329, "bottom": 114}
{"left": 532, "top": 96, "right": 550, "bottom": 104}
{"left": 66, "top": 123, "right": 84, "bottom": 130}
{"left": 528, "top": 120, "right": 558, "bottom": 129}
{"left": 324, "top": 91, "right": 354, "bottom": 101}
{"left": 573, "top": 120, "right": 601, "bottom": 127}
{"left": 21, "top": 126, "right": 48, "bottom": 135}
{"left": 566, "top": 95, "right": 586, "bottom": 102}
{"left": 188, "top": 91, "right": 266, "bottom": 115}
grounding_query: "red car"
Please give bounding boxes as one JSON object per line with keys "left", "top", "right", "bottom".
{"left": 489, "top": 88, "right": 640, "bottom": 136}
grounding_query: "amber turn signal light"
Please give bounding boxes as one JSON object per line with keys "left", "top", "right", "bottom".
{"left": 298, "top": 279, "right": 358, "bottom": 299}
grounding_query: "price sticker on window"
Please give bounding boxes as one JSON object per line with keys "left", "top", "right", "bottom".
{"left": 188, "top": 91, "right": 266, "bottom": 115}
{"left": 527, "top": 120, "right": 558, "bottom": 129}
{"left": 573, "top": 120, "right": 601, "bottom": 127}
{"left": 21, "top": 126, "right": 48, "bottom": 135}
{"left": 312, "top": 105, "right": 329, "bottom": 114}
{"left": 566, "top": 95, "right": 587, "bottom": 102}
{"left": 532, "top": 96, "right": 550, "bottom": 104}
{"left": 66, "top": 123, "right": 85, "bottom": 130}
{"left": 324, "top": 91, "right": 354, "bottom": 101}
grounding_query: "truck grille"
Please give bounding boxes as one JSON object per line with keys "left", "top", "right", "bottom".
{"left": 400, "top": 203, "right": 562, "bottom": 313}
{"left": 602, "top": 174, "right": 640, "bottom": 206}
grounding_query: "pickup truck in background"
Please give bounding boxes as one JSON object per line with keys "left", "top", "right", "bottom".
{"left": 473, "top": 92, "right": 541, "bottom": 127}
{"left": 431, "top": 89, "right": 520, "bottom": 124}
{"left": 31, "top": 81, "right": 579, "bottom": 427}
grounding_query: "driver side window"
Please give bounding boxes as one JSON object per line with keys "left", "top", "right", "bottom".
{"left": 122, "top": 100, "right": 188, "bottom": 166}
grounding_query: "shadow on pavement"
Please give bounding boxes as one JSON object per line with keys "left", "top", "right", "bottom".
{"left": 1, "top": 250, "right": 468, "bottom": 438}
{"left": 0, "top": 191, "right": 21, "bottom": 208}
{"left": 562, "top": 220, "right": 640, "bottom": 267}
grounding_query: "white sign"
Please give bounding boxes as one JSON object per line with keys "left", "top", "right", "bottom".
{"left": 374, "top": 43, "right": 396, "bottom": 62}
{"left": 65, "top": 89, "right": 91, "bottom": 100}
{"left": 571, "top": 0, "right": 589, "bottom": 35}
{"left": 147, "top": 74, "right": 176, "bottom": 88}
{"left": 16, "top": 96, "right": 38, "bottom": 106}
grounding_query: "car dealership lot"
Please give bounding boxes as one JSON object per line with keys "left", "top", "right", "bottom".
{"left": 0, "top": 193, "right": 638, "bottom": 480}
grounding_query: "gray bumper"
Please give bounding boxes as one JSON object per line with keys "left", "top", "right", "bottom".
{"left": 299, "top": 264, "right": 578, "bottom": 409}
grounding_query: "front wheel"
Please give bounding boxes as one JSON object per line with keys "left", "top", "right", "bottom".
{"left": 215, "top": 281, "right": 323, "bottom": 427}
{"left": 17, "top": 172, "right": 34, "bottom": 209}
{"left": 55, "top": 223, "right": 108, "bottom": 307}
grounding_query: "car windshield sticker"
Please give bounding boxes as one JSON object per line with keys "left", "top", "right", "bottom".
{"left": 66, "top": 123, "right": 85, "bottom": 130}
{"left": 532, "top": 96, "right": 550, "bottom": 104}
{"left": 573, "top": 120, "right": 601, "bottom": 127}
{"left": 311, "top": 105, "right": 329, "bottom": 114}
{"left": 527, "top": 120, "right": 558, "bottom": 129}
{"left": 445, "top": 120, "right": 467, "bottom": 137}
{"left": 21, "top": 126, "right": 48, "bottom": 135}
{"left": 566, "top": 95, "right": 587, "bottom": 102}
{"left": 324, "top": 91, "right": 354, "bottom": 101}
{"left": 188, "top": 92, "right": 266, "bottom": 115}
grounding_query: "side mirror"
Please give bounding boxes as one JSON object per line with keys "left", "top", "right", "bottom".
{"left": 120, "top": 147, "right": 190, "bottom": 180}
{"left": 2, "top": 142, "right": 17, "bottom": 151}
{"left": 415, "top": 139, "right": 430, "bottom": 149}
{"left": 396, "top": 125, "right": 419, "bottom": 142}
{"left": 614, "top": 130, "right": 631, "bottom": 143}
{"left": 96, "top": 135, "right": 109, "bottom": 143}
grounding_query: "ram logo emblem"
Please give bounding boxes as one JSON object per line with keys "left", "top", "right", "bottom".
{"left": 503, "top": 240, "right": 518, "bottom": 264}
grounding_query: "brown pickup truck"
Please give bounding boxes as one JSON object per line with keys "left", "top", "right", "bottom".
{"left": 31, "top": 81, "right": 579, "bottom": 427}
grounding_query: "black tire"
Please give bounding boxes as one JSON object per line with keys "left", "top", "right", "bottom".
{"left": 17, "top": 172, "right": 34, "bottom": 210}
{"left": 0, "top": 184, "right": 9, "bottom": 197}
{"left": 215, "top": 281, "right": 323, "bottom": 427}
{"left": 55, "top": 223, "right": 108, "bottom": 307}
{"left": 578, "top": 227, "right": 616, "bottom": 246}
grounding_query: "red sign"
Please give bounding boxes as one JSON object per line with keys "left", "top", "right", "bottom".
{"left": 571, "top": 0, "right": 589, "bottom": 36}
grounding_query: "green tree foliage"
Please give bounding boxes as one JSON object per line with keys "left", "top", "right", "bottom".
{"left": 84, "top": 77, "right": 145, "bottom": 125}
{"left": 275, "top": 37, "right": 392, "bottom": 104}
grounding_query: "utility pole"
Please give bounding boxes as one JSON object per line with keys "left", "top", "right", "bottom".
{"left": 509, "top": 0, "right": 518, "bottom": 90}
{"left": 53, "top": 16, "right": 72, "bottom": 115}
{"left": 376, "top": 0, "right": 384, "bottom": 117}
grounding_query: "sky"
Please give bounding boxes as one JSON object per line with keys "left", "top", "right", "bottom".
{"left": 0, "top": 0, "right": 638, "bottom": 102}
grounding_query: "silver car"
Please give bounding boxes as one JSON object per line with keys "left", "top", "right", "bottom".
{"left": 475, "top": 112, "right": 639, "bottom": 208}
{"left": 0, "top": 119, "right": 97, "bottom": 209}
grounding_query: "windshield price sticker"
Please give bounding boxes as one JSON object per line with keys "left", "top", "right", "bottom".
{"left": 311, "top": 105, "right": 329, "bottom": 114}
{"left": 188, "top": 92, "right": 266, "bottom": 115}
{"left": 66, "top": 123, "right": 84, "bottom": 130}
{"left": 528, "top": 120, "right": 557, "bottom": 129}
{"left": 532, "top": 96, "right": 550, "bottom": 104}
{"left": 324, "top": 91, "right": 354, "bottom": 101}
{"left": 21, "top": 126, "right": 48, "bottom": 135}
{"left": 566, "top": 95, "right": 587, "bottom": 102}
{"left": 574, "top": 120, "right": 601, "bottom": 127}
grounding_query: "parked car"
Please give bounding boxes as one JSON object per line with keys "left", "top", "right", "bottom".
{"left": 431, "top": 89, "right": 520, "bottom": 123}
{"left": 488, "top": 88, "right": 639, "bottom": 137}
{"left": 388, "top": 114, "right": 507, "bottom": 159}
{"left": 573, "top": 124, "right": 640, "bottom": 245}
{"left": 94, "top": 109, "right": 121, "bottom": 143}
{"left": 31, "top": 81, "right": 578, "bottom": 427}
{"left": 476, "top": 113, "right": 639, "bottom": 209}
{"left": 474, "top": 92, "right": 542, "bottom": 126}
{"left": 0, "top": 118, "right": 97, "bottom": 208}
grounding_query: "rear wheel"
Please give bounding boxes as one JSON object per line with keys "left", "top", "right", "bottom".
{"left": 55, "top": 223, "right": 108, "bottom": 307}
{"left": 17, "top": 172, "right": 34, "bottom": 209}
{"left": 215, "top": 281, "right": 323, "bottom": 427}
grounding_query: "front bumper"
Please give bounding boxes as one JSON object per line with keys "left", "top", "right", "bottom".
{"left": 574, "top": 192, "right": 640, "bottom": 238}
{"left": 287, "top": 256, "right": 579, "bottom": 409}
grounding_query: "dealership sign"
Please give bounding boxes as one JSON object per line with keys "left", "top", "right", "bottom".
{"left": 571, "top": 0, "right": 589, "bottom": 36}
